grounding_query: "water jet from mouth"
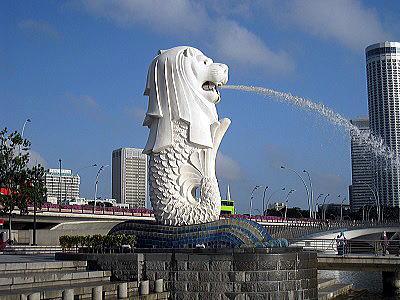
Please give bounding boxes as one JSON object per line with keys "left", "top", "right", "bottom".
{"left": 221, "top": 84, "right": 400, "bottom": 169}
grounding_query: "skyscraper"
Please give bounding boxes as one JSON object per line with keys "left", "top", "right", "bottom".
{"left": 350, "top": 118, "right": 375, "bottom": 212}
{"left": 44, "top": 169, "right": 80, "bottom": 204}
{"left": 112, "top": 148, "right": 148, "bottom": 208}
{"left": 366, "top": 41, "right": 400, "bottom": 207}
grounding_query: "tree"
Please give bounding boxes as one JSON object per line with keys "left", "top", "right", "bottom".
{"left": 0, "top": 128, "right": 46, "bottom": 241}
{"left": 25, "top": 164, "right": 47, "bottom": 245}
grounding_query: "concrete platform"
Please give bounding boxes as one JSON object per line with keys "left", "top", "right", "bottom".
{"left": 318, "top": 283, "right": 353, "bottom": 300}
{"left": 318, "top": 253, "right": 400, "bottom": 272}
{"left": 317, "top": 278, "right": 336, "bottom": 290}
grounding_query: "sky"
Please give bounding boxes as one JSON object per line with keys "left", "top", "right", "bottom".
{"left": 1, "top": 0, "right": 400, "bottom": 215}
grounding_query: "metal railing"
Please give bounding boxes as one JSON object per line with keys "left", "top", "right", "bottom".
{"left": 24, "top": 204, "right": 155, "bottom": 217}
{"left": 291, "top": 238, "right": 400, "bottom": 255}
{"left": 263, "top": 221, "right": 400, "bottom": 240}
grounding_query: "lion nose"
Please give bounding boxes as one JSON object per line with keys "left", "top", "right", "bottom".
{"left": 218, "top": 64, "right": 228, "bottom": 73}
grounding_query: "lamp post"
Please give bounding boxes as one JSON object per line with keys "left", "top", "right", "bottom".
{"left": 75, "top": 164, "right": 97, "bottom": 201}
{"left": 265, "top": 188, "right": 285, "bottom": 215}
{"left": 76, "top": 164, "right": 98, "bottom": 176}
{"left": 355, "top": 180, "right": 380, "bottom": 222}
{"left": 303, "top": 170, "right": 314, "bottom": 218}
{"left": 32, "top": 182, "right": 37, "bottom": 246}
{"left": 19, "top": 118, "right": 31, "bottom": 153}
{"left": 362, "top": 203, "right": 366, "bottom": 221}
{"left": 281, "top": 166, "right": 311, "bottom": 218}
{"left": 262, "top": 186, "right": 269, "bottom": 216}
{"left": 94, "top": 165, "right": 109, "bottom": 213}
{"left": 340, "top": 196, "right": 346, "bottom": 221}
{"left": 21, "top": 119, "right": 31, "bottom": 139}
{"left": 249, "top": 185, "right": 261, "bottom": 217}
{"left": 315, "top": 193, "right": 323, "bottom": 219}
{"left": 59, "top": 159, "right": 62, "bottom": 204}
{"left": 322, "top": 194, "right": 330, "bottom": 220}
{"left": 284, "top": 189, "right": 296, "bottom": 221}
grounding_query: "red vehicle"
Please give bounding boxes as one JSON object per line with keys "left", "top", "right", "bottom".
{"left": 0, "top": 188, "right": 10, "bottom": 195}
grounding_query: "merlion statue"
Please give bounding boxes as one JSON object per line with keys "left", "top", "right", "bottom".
{"left": 142, "top": 46, "right": 230, "bottom": 226}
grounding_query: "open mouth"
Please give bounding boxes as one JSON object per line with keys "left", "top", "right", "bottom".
{"left": 202, "top": 81, "right": 221, "bottom": 97}
{"left": 202, "top": 81, "right": 216, "bottom": 91}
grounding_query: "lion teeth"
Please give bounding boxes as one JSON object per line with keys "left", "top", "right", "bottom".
{"left": 202, "top": 81, "right": 216, "bottom": 91}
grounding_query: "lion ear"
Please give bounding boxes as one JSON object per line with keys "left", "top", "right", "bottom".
{"left": 183, "top": 48, "right": 191, "bottom": 57}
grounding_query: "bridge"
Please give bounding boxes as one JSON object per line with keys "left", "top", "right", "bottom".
{"left": 4, "top": 205, "right": 400, "bottom": 249}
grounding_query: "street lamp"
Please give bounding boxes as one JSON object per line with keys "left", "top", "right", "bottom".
{"left": 303, "top": 170, "right": 314, "bottom": 218}
{"left": 59, "top": 159, "right": 62, "bottom": 204}
{"left": 281, "top": 166, "right": 311, "bottom": 218}
{"left": 315, "top": 193, "right": 323, "bottom": 219}
{"left": 284, "top": 189, "right": 296, "bottom": 221}
{"left": 262, "top": 186, "right": 269, "bottom": 216}
{"left": 249, "top": 185, "right": 261, "bottom": 217}
{"left": 355, "top": 180, "right": 380, "bottom": 222}
{"left": 322, "top": 193, "right": 330, "bottom": 220}
{"left": 265, "top": 188, "right": 286, "bottom": 215}
{"left": 19, "top": 118, "right": 31, "bottom": 153}
{"left": 94, "top": 165, "right": 109, "bottom": 212}
{"left": 75, "top": 164, "right": 97, "bottom": 201}
{"left": 340, "top": 196, "right": 346, "bottom": 221}
{"left": 76, "top": 164, "right": 98, "bottom": 176}
{"left": 21, "top": 119, "right": 31, "bottom": 139}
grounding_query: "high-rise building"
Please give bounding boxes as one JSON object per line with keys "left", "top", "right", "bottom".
{"left": 112, "top": 148, "right": 148, "bottom": 208}
{"left": 349, "top": 118, "right": 375, "bottom": 211}
{"left": 366, "top": 41, "right": 400, "bottom": 207}
{"left": 44, "top": 169, "right": 80, "bottom": 204}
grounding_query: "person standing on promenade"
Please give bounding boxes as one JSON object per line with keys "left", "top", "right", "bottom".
{"left": 336, "top": 232, "right": 346, "bottom": 255}
{"left": 381, "top": 231, "right": 389, "bottom": 256}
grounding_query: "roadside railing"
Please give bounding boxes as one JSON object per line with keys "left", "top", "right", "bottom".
{"left": 262, "top": 220, "right": 400, "bottom": 240}
{"left": 25, "top": 203, "right": 155, "bottom": 217}
{"left": 290, "top": 238, "right": 400, "bottom": 255}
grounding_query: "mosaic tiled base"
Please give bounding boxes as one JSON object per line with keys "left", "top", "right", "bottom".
{"left": 108, "top": 219, "right": 288, "bottom": 248}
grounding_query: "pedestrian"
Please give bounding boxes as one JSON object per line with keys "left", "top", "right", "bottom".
{"left": 381, "top": 231, "right": 389, "bottom": 256}
{"left": 336, "top": 232, "right": 345, "bottom": 255}
{"left": 336, "top": 232, "right": 346, "bottom": 255}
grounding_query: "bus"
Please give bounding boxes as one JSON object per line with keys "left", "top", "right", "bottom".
{"left": 221, "top": 199, "right": 235, "bottom": 215}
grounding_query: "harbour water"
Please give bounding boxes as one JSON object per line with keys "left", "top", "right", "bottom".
{"left": 319, "top": 270, "right": 400, "bottom": 299}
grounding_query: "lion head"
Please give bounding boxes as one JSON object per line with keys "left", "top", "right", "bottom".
{"left": 142, "top": 46, "right": 228, "bottom": 154}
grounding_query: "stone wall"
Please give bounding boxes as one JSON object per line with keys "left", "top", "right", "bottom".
{"left": 56, "top": 248, "right": 317, "bottom": 300}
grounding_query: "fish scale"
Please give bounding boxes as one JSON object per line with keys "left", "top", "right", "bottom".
{"left": 149, "top": 120, "right": 221, "bottom": 225}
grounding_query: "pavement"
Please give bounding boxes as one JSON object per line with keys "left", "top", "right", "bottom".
{"left": 0, "top": 254, "right": 55, "bottom": 263}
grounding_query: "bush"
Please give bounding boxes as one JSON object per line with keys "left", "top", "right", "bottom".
{"left": 59, "top": 234, "right": 135, "bottom": 252}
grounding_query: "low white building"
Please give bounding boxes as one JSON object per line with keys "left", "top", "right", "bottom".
{"left": 61, "top": 197, "right": 130, "bottom": 209}
{"left": 268, "top": 202, "right": 286, "bottom": 211}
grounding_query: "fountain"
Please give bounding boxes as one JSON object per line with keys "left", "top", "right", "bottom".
{"left": 222, "top": 85, "right": 400, "bottom": 168}
{"left": 104, "top": 46, "right": 318, "bottom": 300}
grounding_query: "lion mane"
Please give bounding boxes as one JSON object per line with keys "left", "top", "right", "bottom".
{"left": 142, "top": 46, "right": 219, "bottom": 154}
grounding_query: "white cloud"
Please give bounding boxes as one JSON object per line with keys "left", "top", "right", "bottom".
{"left": 67, "top": 94, "right": 109, "bottom": 121}
{"left": 79, "top": 0, "right": 207, "bottom": 34}
{"left": 18, "top": 20, "right": 60, "bottom": 39}
{"left": 214, "top": 20, "right": 294, "bottom": 74}
{"left": 216, "top": 152, "right": 243, "bottom": 181}
{"left": 77, "top": 0, "right": 294, "bottom": 74}
{"left": 265, "top": 0, "right": 392, "bottom": 51}
{"left": 27, "top": 150, "right": 47, "bottom": 168}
